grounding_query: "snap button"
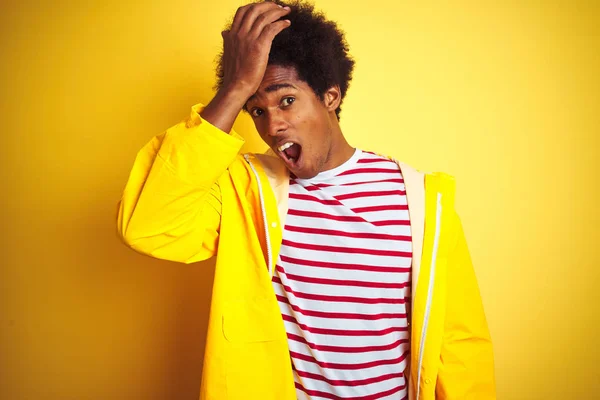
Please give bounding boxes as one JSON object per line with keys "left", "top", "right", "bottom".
{"left": 271, "top": 222, "right": 278, "bottom": 228}
{"left": 425, "top": 378, "right": 431, "bottom": 384}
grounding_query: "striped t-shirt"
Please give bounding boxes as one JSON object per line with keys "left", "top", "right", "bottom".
{"left": 272, "top": 149, "right": 412, "bottom": 400}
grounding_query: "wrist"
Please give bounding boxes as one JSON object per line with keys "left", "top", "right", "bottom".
{"left": 200, "top": 84, "right": 253, "bottom": 134}
{"left": 217, "top": 83, "right": 254, "bottom": 108}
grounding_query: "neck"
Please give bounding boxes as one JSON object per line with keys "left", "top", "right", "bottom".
{"left": 322, "top": 117, "right": 355, "bottom": 172}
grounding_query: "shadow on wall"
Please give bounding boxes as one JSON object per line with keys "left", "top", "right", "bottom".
{"left": 61, "top": 167, "right": 216, "bottom": 398}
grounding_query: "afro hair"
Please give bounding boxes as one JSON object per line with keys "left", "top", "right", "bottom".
{"left": 215, "top": 0, "right": 355, "bottom": 119}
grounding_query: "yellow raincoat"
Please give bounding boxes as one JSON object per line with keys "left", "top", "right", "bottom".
{"left": 117, "top": 105, "right": 496, "bottom": 399}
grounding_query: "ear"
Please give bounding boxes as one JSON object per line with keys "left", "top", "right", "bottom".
{"left": 323, "top": 85, "right": 342, "bottom": 113}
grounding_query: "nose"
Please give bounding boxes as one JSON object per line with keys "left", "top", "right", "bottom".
{"left": 265, "top": 109, "right": 288, "bottom": 138}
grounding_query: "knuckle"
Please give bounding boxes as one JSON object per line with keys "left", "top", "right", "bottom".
{"left": 264, "top": 23, "right": 276, "bottom": 33}
{"left": 270, "top": 22, "right": 283, "bottom": 32}
{"left": 255, "top": 14, "right": 267, "bottom": 25}
{"left": 250, "top": 40, "right": 262, "bottom": 51}
{"left": 234, "top": 6, "right": 245, "bottom": 17}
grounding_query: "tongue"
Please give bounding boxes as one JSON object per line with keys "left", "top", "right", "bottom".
{"left": 284, "top": 143, "right": 300, "bottom": 161}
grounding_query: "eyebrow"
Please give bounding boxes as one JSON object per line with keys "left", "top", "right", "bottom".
{"left": 247, "top": 83, "right": 298, "bottom": 104}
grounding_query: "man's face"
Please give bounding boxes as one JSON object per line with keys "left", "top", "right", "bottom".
{"left": 245, "top": 65, "right": 334, "bottom": 179}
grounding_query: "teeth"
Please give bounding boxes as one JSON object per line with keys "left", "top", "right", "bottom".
{"left": 278, "top": 142, "right": 294, "bottom": 152}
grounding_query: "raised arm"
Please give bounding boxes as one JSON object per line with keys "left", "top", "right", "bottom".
{"left": 116, "top": 2, "right": 292, "bottom": 263}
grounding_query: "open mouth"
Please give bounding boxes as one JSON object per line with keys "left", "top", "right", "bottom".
{"left": 277, "top": 141, "right": 302, "bottom": 168}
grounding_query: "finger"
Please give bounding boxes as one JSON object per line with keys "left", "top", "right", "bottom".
{"left": 257, "top": 19, "right": 291, "bottom": 45}
{"left": 238, "top": 1, "right": 283, "bottom": 35}
{"left": 230, "top": 4, "right": 251, "bottom": 34}
{"left": 248, "top": 6, "right": 291, "bottom": 39}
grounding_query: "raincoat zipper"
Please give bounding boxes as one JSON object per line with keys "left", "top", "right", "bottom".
{"left": 416, "top": 192, "right": 442, "bottom": 399}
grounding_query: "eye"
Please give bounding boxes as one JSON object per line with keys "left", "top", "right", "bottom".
{"left": 281, "top": 97, "right": 295, "bottom": 107}
{"left": 250, "top": 108, "right": 263, "bottom": 118}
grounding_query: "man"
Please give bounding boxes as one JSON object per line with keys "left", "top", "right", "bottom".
{"left": 117, "top": 1, "right": 495, "bottom": 399}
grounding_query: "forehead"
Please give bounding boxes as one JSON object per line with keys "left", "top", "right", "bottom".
{"left": 260, "top": 65, "right": 302, "bottom": 87}
{"left": 248, "top": 65, "right": 312, "bottom": 102}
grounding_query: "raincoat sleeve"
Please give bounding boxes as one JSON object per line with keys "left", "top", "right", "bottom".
{"left": 117, "top": 104, "right": 245, "bottom": 263}
{"left": 436, "top": 214, "right": 496, "bottom": 399}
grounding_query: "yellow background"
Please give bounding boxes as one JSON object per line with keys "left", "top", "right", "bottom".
{"left": 1, "top": 0, "right": 599, "bottom": 399}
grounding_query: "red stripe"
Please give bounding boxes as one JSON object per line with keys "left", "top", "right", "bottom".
{"left": 289, "top": 180, "right": 330, "bottom": 190}
{"left": 282, "top": 239, "right": 412, "bottom": 258}
{"left": 296, "top": 382, "right": 407, "bottom": 400}
{"left": 290, "top": 349, "right": 409, "bottom": 370}
{"left": 295, "top": 381, "right": 407, "bottom": 400}
{"left": 356, "top": 157, "right": 396, "bottom": 164}
{"left": 288, "top": 209, "right": 363, "bottom": 223}
{"left": 287, "top": 332, "right": 409, "bottom": 353}
{"left": 281, "top": 314, "right": 409, "bottom": 336}
{"left": 273, "top": 276, "right": 409, "bottom": 304}
{"left": 289, "top": 193, "right": 342, "bottom": 205}
{"left": 280, "top": 254, "right": 411, "bottom": 273}
{"left": 284, "top": 225, "right": 412, "bottom": 242}
{"left": 290, "top": 180, "right": 334, "bottom": 188}
{"left": 337, "top": 168, "right": 401, "bottom": 176}
{"left": 373, "top": 219, "right": 411, "bottom": 226}
{"left": 336, "top": 189, "right": 407, "bottom": 200}
{"left": 288, "top": 194, "right": 409, "bottom": 213}
{"left": 290, "top": 179, "right": 404, "bottom": 188}
{"left": 289, "top": 184, "right": 407, "bottom": 199}
{"left": 276, "top": 265, "right": 410, "bottom": 289}
{"left": 295, "top": 368, "right": 405, "bottom": 387}
{"left": 340, "top": 177, "right": 404, "bottom": 186}
{"left": 277, "top": 295, "right": 407, "bottom": 320}
{"left": 288, "top": 209, "right": 410, "bottom": 226}
{"left": 352, "top": 204, "right": 409, "bottom": 213}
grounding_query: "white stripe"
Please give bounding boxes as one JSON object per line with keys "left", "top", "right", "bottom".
{"left": 283, "top": 230, "right": 412, "bottom": 252}
{"left": 288, "top": 339, "right": 409, "bottom": 366}
{"left": 282, "top": 319, "right": 406, "bottom": 347}
{"left": 273, "top": 276, "right": 410, "bottom": 296}
{"left": 292, "top": 353, "right": 408, "bottom": 382}
{"left": 281, "top": 310, "right": 408, "bottom": 332}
